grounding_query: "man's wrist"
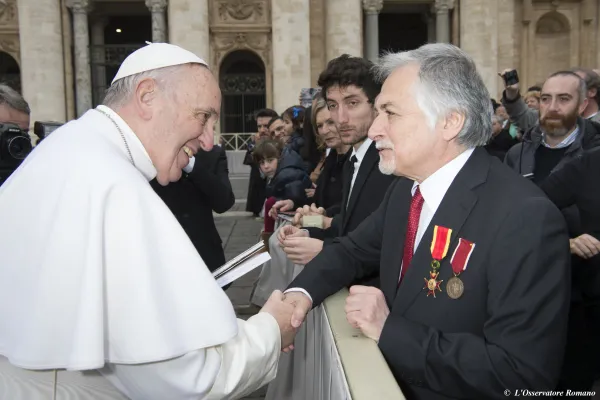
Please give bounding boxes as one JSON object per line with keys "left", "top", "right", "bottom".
{"left": 284, "top": 288, "right": 313, "bottom": 304}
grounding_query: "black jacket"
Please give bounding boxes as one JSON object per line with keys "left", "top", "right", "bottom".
{"left": 151, "top": 146, "right": 235, "bottom": 272}
{"left": 266, "top": 147, "right": 312, "bottom": 206}
{"left": 289, "top": 148, "right": 570, "bottom": 399}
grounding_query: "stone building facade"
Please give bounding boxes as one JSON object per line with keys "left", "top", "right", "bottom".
{"left": 1, "top": 0, "right": 600, "bottom": 134}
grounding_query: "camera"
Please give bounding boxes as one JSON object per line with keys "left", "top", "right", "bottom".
{"left": 0, "top": 123, "right": 32, "bottom": 168}
{"left": 34, "top": 121, "right": 62, "bottom": 144}
{"left": 0, "top": 123, "right": 32, "bottom": 187}
{"left": 503, "top": 69, "right": 519, "bottom": 86}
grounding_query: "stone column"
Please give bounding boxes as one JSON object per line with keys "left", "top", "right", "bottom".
{"left": 146, "top": 0, "right": 168, "bottom": 43}
{"left": 272, "top": 0, "right": 311, "bottom": 113}
{"left": 325, "top": 0, "right": 363, "bottom": 61}
{"left": 362, "top": 0, "right": 383, "bottom": 62}
{"left": 91, "top": 18, "right": 107, "bottom": 106}
{"left": 435, "top": 0, "right": 453, "bottom": 43}
{"left": 168, "top": 0, "right": 209, "bottom": 61}
{"left": 16, "top": 0, "right": 66, "bottom": 124}
{"left": 460, "top": 0, "right": 499, "bottom": 96}
{"left": 67, "top": 0, "right": 93, "bottom": 117}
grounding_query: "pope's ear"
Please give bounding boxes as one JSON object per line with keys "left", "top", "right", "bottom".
{"left": 134, "top": 78, "right": 157, "bottom": 119}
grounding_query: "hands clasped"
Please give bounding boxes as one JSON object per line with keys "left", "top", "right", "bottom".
{"left": 277, "top": 226, "right": 323, "bottom": 265}
{"left": 260, "top": 290, "right": 312, "bottom": 352}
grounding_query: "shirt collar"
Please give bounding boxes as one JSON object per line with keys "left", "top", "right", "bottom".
{"left": 541, "top": 125, "right": 579, "bottom": 149}
{"left": 96, "top": 105, "right": 157, "bottom": 181}
{"left": 587, "top": 111, "right": 599, "bottom": 120}
{"left": 351, "top": 138, "right": 373, "bottom": 162}
{"left": 411, "top": 148, "right": 475, "bottom": 211}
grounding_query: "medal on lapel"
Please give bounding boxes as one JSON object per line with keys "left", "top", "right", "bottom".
{"left": 447, "top": 238, "right": 475, "bottom": 299}
{"left": 424, "top": 225, "right": 452, "bottom": 298}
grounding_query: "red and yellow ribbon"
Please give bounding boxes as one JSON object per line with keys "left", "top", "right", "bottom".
{"left": 430, "top": 225, "right": 452, "bottom": 261}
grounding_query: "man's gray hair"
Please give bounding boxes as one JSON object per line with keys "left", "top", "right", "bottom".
{"left": 102, "top": 64, "right": 189, "bottom": 109}
{"left": 374, "top": 43, "right": 493, "bottom": 147}
{"left": 0, "top": 84, "right": 31, "bottom": 115}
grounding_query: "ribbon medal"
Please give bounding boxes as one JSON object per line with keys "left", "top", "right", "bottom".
{"left": 447, "top": 238, "right": 475, "bottom": 299}
{"left": 424, "top": 225, "right": 452, "bottom": 297}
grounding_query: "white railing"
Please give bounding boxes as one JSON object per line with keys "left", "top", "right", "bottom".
{"left": 220, "top": 133, "right": 254, "bottom": 151}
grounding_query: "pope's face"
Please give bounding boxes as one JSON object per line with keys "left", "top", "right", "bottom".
{"left": 154, "top": 65, "right": 221, "bottom": 185}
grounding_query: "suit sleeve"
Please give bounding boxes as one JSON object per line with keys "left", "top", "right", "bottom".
{"left": 540, "top": 154, "right": 585, "bottom": 209}
{"left": 287, "top": 179, "right": 397, "bottom": 307}
{"left": 188, "top": 147, "right": 235, "bottom": 214}
{"left": 377, "top": 196, "right": 570, "bottom": 399}
{"left": 101, "top": 313, "right": 281, "bottom": 400}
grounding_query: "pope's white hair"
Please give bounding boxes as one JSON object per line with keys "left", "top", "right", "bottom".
{"left": 102, "top": 64, "right": 191, "bottom": 109}
{"left": 373, "top": 43, "right": 493, "bottom": 147}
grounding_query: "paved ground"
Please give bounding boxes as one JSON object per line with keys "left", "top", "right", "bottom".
{"left": 215, "top": 210, "right": 268, "bottom": 400}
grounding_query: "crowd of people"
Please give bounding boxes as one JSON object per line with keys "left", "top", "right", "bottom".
{"left": 0, "top": 39, "right": 600, "bottom": 400}
{"left": 249, "top": 49, "right": 600, "bottom": 399}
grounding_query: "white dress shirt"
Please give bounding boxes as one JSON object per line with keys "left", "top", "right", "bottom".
{"left": 289, "top": 147, "right": 475, "bottom": 302}
{"left": 347, "top": 138, "right": 373, "bottom": 206}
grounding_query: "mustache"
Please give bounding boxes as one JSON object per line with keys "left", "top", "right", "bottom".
{"left": 375, "top": 140, "right": 395, "bottom": 150}
{"left": 338, "top": 125, "right": 355, "bottom": 131}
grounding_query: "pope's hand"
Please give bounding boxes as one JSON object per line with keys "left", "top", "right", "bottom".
{"left": 283, "top": 291, "right": 313, "bottom": 329}
{"left": 345, "top": 286, "right": 389, "bottom": 342}
{"left": 260, "top": 290, "right": 297, "bottom": 351}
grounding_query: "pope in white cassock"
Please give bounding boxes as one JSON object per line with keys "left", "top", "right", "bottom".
{"left": 0, "top": 43, "right": 297, "bottom": 399}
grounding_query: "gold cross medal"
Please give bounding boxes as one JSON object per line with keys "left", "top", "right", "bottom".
{"left": 424, "top": 225, "right": 452, "bottom": 298}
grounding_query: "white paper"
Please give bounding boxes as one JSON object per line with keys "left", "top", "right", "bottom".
{"left": 215, "top": 252, "right": 271, "bottom": 287}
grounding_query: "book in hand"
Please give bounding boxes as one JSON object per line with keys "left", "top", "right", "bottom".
{"left": 212, "top": 241, "right": 271, "bottom": 287}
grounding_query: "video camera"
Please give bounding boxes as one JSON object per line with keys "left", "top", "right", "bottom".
{"left": 0, "top": 121, "right": 62, "bottom": 186}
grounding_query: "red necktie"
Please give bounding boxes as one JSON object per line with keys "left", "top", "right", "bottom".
{"left": 399, "top": 187, "right": 424, "bottom": 284}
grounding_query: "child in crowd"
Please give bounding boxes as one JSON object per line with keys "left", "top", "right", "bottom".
{"left": 252, "top": 138, "right": 312, "bottom": 244}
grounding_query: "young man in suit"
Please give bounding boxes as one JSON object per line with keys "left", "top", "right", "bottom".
{"left": 151, "top": 144, "right": 235, "bottom": 272}
{"left": 276, "top": 55, "right": 396, "bottom": 271}
{"left": 283, "top": 44, "right": 571, "bottom": 399}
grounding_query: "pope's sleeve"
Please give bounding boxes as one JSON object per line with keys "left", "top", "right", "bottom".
{"left": 100, "top": 312, "right": 281, "bottom": 400}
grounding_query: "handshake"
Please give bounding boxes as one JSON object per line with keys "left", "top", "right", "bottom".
{"left": 259, "top": 290, "right": 313, "bottom": 351}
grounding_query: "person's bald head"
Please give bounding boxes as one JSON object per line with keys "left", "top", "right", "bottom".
{"left": 103, "top": 61, "right": 221, "bottom": 186}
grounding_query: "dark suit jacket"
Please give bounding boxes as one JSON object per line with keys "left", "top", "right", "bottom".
{"left": 289, "top": 148, "right": 571, "bottom": 399}
{"left": 151, "top": 146, "right": 235, "bottom": 272}
{"left": 309, "top": 141, "right": 396, "bottom": 242}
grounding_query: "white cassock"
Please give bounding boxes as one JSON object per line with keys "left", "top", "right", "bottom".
{"left": 0, "top": 105, "right": 281, "bottom": 400}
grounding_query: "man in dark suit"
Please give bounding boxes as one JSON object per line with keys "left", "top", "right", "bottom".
{"left": 151, "top": 145, "right": 235, "bottom": 272}
{"left": 283, "top": 44, "right": 571, "bottom": 399}
{"left": 275, "top": 55, "right": 395, "bottom": 272}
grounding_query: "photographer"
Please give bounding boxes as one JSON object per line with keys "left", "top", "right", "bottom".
{"left": 0, "top": 84, "right": 30, "bottom": 132}
{"left": 0, "top": 84, "right": 31, "bottom": 186}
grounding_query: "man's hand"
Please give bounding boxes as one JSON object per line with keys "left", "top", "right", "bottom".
{"left": 305, "top": 183, "right": 317, "bottom": 198}
{"left": 281, "top": 237, "right": 323, "bottom": 265}
{"left": 498, "top": 68, "right": 520, "bottom": 101}
{"left": 260, "top": 290, "right": 297, "bottom": 351}
{"left": 570, "top": 234, "right": 600, "bottom": 259}
{"left": 283, "top": 291, "right": 313, "bottom": 329}
{"left": 277, "top": 225, "right": 309, "bottom": 244}
{"left": 293, "top": 204, "right": 326, "bottom": 226}
{"left": 345, "top": 286, "right": 389, "bottom": 342}
{"left": 269, "top": 199, "right": 295, "bottom": 219}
